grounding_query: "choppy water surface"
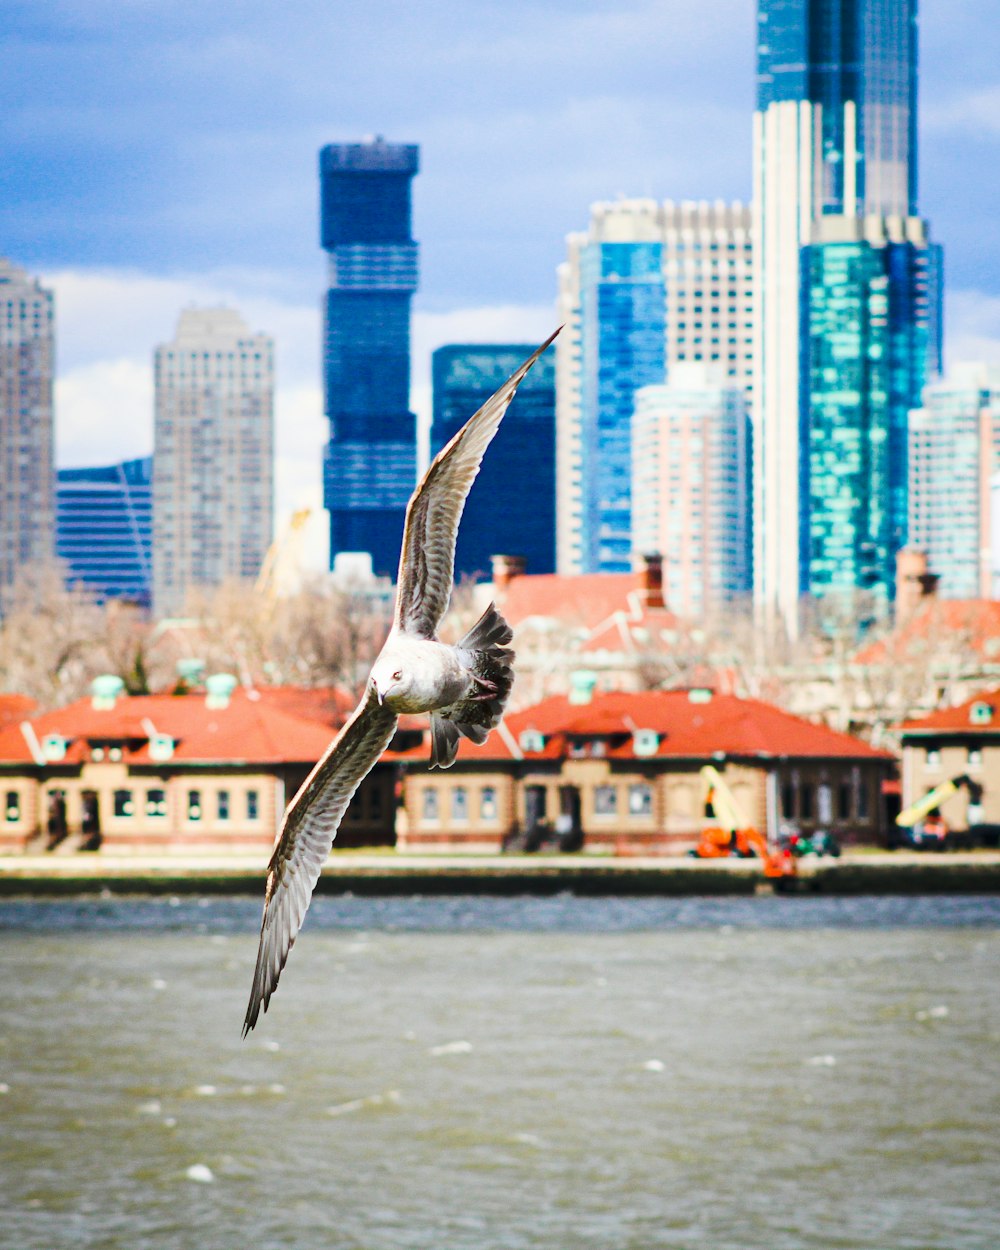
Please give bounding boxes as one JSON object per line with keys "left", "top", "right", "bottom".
{"left": 1, "top": 895, "right": 997, "bottom": 1250}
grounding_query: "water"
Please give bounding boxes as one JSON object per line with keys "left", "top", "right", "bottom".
{"left": 1, "top": 895, "right": 997, "bottom": 1249}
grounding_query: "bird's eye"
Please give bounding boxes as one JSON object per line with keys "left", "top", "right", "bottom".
{"left": 392, "top": 670, "right": 403, "bottom": 681}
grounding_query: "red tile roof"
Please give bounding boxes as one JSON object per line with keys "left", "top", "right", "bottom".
{"left": 387, "top": 689, "right": 892, "bottom": 765}
{"left": 0, "top": 689, "right": 337, "bottom": 767}
{"left": 855, "top": 599, "right": 1000, "bottom": 665}
{"left": 499, "top": 572, "right": 663, "bottom": 633}
{"left": 897, "top": 686, "right": 1000, "bottom": 734}
{"left": 0, "top": 694, "right": 35, "bottom": 732}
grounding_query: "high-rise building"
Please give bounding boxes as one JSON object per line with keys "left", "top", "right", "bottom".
{"left": 632, "top": 364, "right": 752, "bottom": 617}
{"left": 431, "top": 345, "right": 556, "bottom": 580}
{"left": 557, "top": 199, "right": 753, "bottom": 575}
{"left": 0, "top": 258, "right": 54, "bottom": 601}
{"left": 56, "top": 457, "right": 153, "bottom": 607}
{"left": 320, "top": 137, "right": 419, "bottom": 577}
{"left": 753, "top": 0, "right": 934, "bottom": 633}
{"left": 801, "top": 215, "right": 941, "bottom": 610}
{"left": 152, "top": 308, "right": 274, "bottom": 617}
{"left": 909, "top": 364, "right": 1000, "bottom": 599}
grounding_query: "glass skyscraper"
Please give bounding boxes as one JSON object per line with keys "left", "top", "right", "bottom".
{"left": 753, "top": 0, "right": 932, "bottom": 634}
{"left": 56, "top": 457, "right": 153, "bottom": 607}
{"left": 431, "top": 345, "right": 556, "bottom": 580}
{"left": 320, "top": 138, "right": 419, "bottom": 577}
{"left": 800, "top": 217, "right": 940, "bottom": 609}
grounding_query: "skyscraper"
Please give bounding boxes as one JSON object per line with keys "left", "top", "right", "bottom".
{"left": 56, "top": 457, "right": 153, "bottom": 607}
{"left": 909, "top": 364, "right": 1000, "bottom": 599}
{"left": 801, "top": 215, "right": 940, "bottom": 610}
{"left": 753, "top": 0, "right": 935, "bottom": 633}
{"left": 152, "top": 308, "right": 274, "bottom": 617}
{"left": 557, "top": 199, "right": 753, "bottom": 575}
{"left": 431, "top": 344, "right": 556, "bottom": 580}
{"left": 320, "top": 137, "right": 419, "bottom": 577}
{"left": 632, "top": 364, "right": 752, "bottom": 617}
{"left": 0, "top": 258, "right": 54, "bottom": 601}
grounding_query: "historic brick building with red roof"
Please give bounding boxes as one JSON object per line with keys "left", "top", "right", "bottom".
{"left": 391, "top": 680, "right": 893, "bottom": 854}
{"left": 0, "top": 676, "right": 394, "bottom": 853}
{"left": 896, "top": 686, "right": 1000, "bottom": 834}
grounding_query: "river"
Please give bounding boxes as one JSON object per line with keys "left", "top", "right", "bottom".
{"left": 1, "top": 895, "right": 997, "bottom": 1249}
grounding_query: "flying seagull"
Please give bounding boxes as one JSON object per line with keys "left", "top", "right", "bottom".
{"left": 243, "top": 328, "right": 560, "bottom": 1034}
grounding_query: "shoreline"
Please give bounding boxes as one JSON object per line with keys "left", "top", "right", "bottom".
{"left": 1, "top": 851, "right": 999, "bottom": 896}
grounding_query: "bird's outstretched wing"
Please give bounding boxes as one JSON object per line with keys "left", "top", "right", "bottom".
{"left": 243, "top": 688, "right": 398, "bottom": 1035}
{"left": 395, "top": 328, "right": 560, "bottom": 639}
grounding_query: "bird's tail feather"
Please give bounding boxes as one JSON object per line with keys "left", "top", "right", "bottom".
{"left": 429, "top": 603, "right": 514, "bottom": 770}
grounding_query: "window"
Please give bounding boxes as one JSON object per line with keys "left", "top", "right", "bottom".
{"left": 594, "top": 786, "right": 618, "bottom": 816}
{"left": 5, "top": 791, "right": 20, "bottom": 822}
{"left": 629, "top": 784, "right": 653, "bottom": 816}
{"left": 480, "top": 786, "right": 498, "bottom": 820}
{"left": 450, "top": 787, "right": 468, "bottom": 822}
{"left": 421, "top": 789, "right": 439, "bottom": 822}
{"left": 217, "top": 790, "right": 230, "bottom": 821}
{"left": 837, "top": 782, "right": 852, "bottom": 821}
{"left": 146, "top": 789, "right": 167, "bottom": 818}
{"left": 800, "top": 784, "right": 814, "bottom": 821}
{"left": 369, "top": 785, "right": 383, "bottom": 820}
{"left": 968, "top": 747, "right": 983, "bottom": 769}
{"left": 246, "top": 790, "right": 259, "bottom": 821}
{"left": 187, "top": 790, "right": 202, "bottom": 821}
{"left": 926, "top": 748, "right": 941, "bottom": 769}
{"left": 113, "top": 789, "right": 134, "bottom": 817}
{"left": 856, "top": 777, "right": 870, "bottom": 820}
{"left": 781, "top": 781, "right": 795, "bottom": 818}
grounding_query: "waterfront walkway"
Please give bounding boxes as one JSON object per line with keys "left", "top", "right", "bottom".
{"left": 1, "top": 850, "right": 999, "bottom": 895}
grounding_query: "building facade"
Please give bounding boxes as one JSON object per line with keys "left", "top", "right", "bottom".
{"left": 0, "top": 258, "right": 54, "bottom": 602}
{"left": 320, "top": 138, "right": 419, "bottom": 577}
{"left": 557, "top": 200, "right": 753, "bottom": 576}
{"left": 431, "top": 344, "right": 556, "bottom": 580}
{"left": 57, "top": 457, "right": 153, "bottom": 607}
{"left": 753, "top": 0, "right": 928, "bottom": 635}
{"left": 909, "top": 364, "right": 1000, "bottom": 599}
{"left": 152, "top": 308, "right": 274, "bottom": 617}
{"left": 800, "top": 215, "right": 941, "bottom": 614}
{"left": 632, "top": 364, "right": 752, "bottom": 617}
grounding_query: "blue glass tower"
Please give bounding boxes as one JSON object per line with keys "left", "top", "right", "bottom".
{"left": 320, "top": 138, "right": 419, "bottom": 576}
{"left": 754, "top": 0, "right": 934, "bottom": 634}
{"left": 578, "top": 241, "right": 666, "bottom": 574}
{"left": 56, "top": 457, "right": 153, "bottom": 606}
{"left": 431, "top": 345, "right": 556, "bottom": 580}
{"left": 800, "top": 222, "right": 941, "bottom": 609}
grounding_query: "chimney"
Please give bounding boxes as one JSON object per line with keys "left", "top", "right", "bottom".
{"left": 491, "top": 554, "right": 526, "bottom": 594}
{"left": 895, "top": 549, "right": 939, "bottom": 622}
{"left": 90, "top": 674, "right": 125, "bottom": 710}
{"left": 634, "top": 552, "right": 664, "bottom": 609}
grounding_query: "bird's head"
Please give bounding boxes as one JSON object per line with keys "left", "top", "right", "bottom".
{"left": 370, "top": 659, "right": 408, "bottom": 708}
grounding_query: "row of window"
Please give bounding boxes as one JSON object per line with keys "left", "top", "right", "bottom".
{"left": 110, "top": 788, "right": 260, "bottom": 822}
{"left": 780, "top": 780, "right": 868, "bottom": 823}
{"left": 926, "top": 748, "right": 982, "bottom": 769}
{"left": 417, "top": 784, "right": 655, "bottom": 823}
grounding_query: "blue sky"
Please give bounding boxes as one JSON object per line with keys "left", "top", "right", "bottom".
{"left": 3, "top": 0, "right": 999, "bottom": 528}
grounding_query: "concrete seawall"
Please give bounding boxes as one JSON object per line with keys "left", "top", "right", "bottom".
{"left": 1, "top": 852, "right": 999, "bottom": 896}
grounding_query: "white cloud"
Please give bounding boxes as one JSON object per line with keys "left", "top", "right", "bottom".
{"left": 946, "top": 288, "right": 1000, "bottom": 368}
{"left": 924, "top": 86, "right": 1000, "bottom": 137}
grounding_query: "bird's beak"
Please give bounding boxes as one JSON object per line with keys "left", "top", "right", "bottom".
{"left": 375, "top": 684, "right": 385, "bottom": 706}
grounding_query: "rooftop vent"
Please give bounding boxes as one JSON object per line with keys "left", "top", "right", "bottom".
{"left": 42, "top": 733, "right": 68, "bottom": 762}
{"left": 205, "top": 673, "right": 238, "bottom": 710}
{"left": 91, "top": 674, "right": 124, "bottom": 710}
{"left": 568, "top": 670, "right": 598, "bottom": 705}
{"left": 519, "top": 729, "right": 546, "bottom": 753}
{"left": 633, "top": 729, "right": 660, "bottom": 757}
{"left": 970, "top": 701, "right": 994, "bottom": 726}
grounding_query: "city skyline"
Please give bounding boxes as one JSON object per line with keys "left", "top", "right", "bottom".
{"left": 3, "top": 0, "right": 997, "bottom": 540}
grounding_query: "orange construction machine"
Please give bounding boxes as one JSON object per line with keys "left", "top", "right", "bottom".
{"left": 690, "top": 765, "right": 796, "bottom": 879}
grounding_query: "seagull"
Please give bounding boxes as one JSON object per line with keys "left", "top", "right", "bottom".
{"left": 243, "top": 328, "right": 560, "bottom": 1034}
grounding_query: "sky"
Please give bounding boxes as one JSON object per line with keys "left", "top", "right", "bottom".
{"left": 3, "top": 0, "right": 999, "bottom": 536}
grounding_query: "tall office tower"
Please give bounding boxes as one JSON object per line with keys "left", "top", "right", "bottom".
{"left": 0, "top": 258, "right": 54, "bottom": 601}
{"left": 753, "top": 0, "right": 935, "bottom": 633}
{"left": 556, "top": 199, "right": 752, "bottom": 575}
{"left": 909, "top": 364, "right": 1000, "bottom": 599}
{"left": 801, "top": 216, "right": 941, "bottom": 611}
{"left": 152, "top": 308, "right": 274, "bottom": 617}
{"left": 431, "top": 345, "right": 556, "bottom": 579}
{"left": 56, "top": 457, "right": 153, "bottom": 607}
{"left": 320, "top": 138, "right": 419, "bottom": 576}
{"left": 632, "top": 365, "right": 752, "bottom": 617}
